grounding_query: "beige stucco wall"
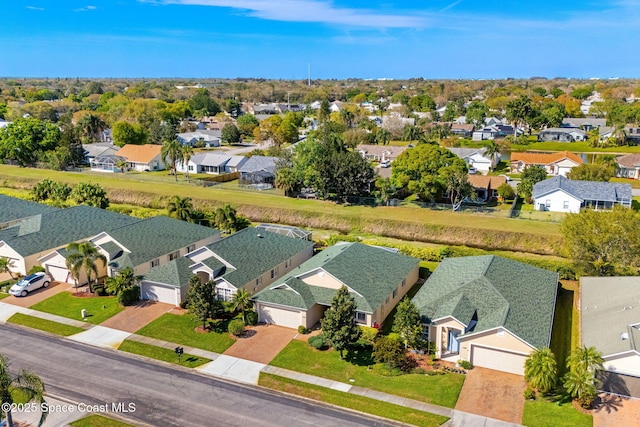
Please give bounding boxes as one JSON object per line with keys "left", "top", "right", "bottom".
{"left": 241, "top": 245, "right": 314, "bottom": 295}
{"left": 604, "top": 353, "right": 640, "bottom": 377}
{"left": 300, "top": 268, "right": 343, "bottom": 289}
{"left": 303, "top": 303, "right": 326, "bottom": 329}
{"left": 369, "top": 264, "right": 419, "bottom": 326}
{"left": 460, "top": 329, "right": 534, "bottom": 361}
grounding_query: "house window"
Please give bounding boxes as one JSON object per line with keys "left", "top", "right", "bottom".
{"left": 563, "top": 201, "right": 569, "bottom": 209}
{"left": 401, "top": 279, "right": 406, "bottom": 288}
{"left": 422, "top": 324, "right": 430, "bottom": 341}
{"left": 256, "top": 277, "right": 262, "bottom": 287}
{"left": 393, "top": 289, "right": 398, "bottom": 299}
{"left": 385, "top": 297, "right": 390, "bottom": 305}
{"left": 545, "top": 199, "right": 551, "bottom": 208}
{"left": 355, "top": 312, "right": 367, "bottom": 324}
{"left": 285, "top": 259, "right": 290, "bottom": 269}
{"left": 271, "top": 267, "right": 279, "bottom": 279}
{"left": 168, "top": 251, "right": 180, "bottom": 261}
{"left": 150, "top": 259, "right": 160, "bottom": 268}
{"left": 188, "top": 165, "right": 194, "bottom": 171}
{"left": 186, "top": 244, "right": 196, "bottom": 253}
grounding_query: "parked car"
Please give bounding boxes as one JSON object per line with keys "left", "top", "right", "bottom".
{"left": 380, "top": 160, "right": 391, "bottom": 168}
{"left": 468, "top": 167, "right": 478, "bottom": 174}
{"left": 499, "top": 174, "right": 511, "bottom": 182}
{"left": 9, "top": 272, "right": 51, "bottom": 297}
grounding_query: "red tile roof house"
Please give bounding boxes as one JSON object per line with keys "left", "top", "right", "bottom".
{"left": 510, "top": 151, "right": 582, "bottom": 177}
{"left": 116, "top": 144, "right": 165, "bottom": 172}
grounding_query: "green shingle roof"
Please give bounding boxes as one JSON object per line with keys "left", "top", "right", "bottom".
{"left": 105, "top": 215, "right": 219, "bottom": 268}
{"left": 254, "top": 242, "right": 419, "bottom": 313}
{"left": 0, "top": 205, "right": 138, "bottom": 257}
{"left": 207, "top": 227, "right": 314, "bottom": 288}
{"left": 143, "top": 257, "right": 197, "bottom": 288}
{"left": 0, "top": 195, "right": 59, "bottom": 226}
{"left": 412, "top": 255, "right": 558, "bottom": 349}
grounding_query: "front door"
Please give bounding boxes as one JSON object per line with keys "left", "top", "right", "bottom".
{"left": 448, "top": 330, "right": 461, "bottom": 353}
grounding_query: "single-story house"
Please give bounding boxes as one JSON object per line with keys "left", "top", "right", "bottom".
{"left": 253, "top": 242, "right": 420, "bottom": 330}
{"left": 176, "top": 152, "right": 247, "bottom": 175}
{"left": 413, "top": 255, "right": 559, "bottom": 375}
{"left": 0, "top": 195, "right": 59, "bottom": 230}
{"left": 116, "top": 144, "right": 165, "bottom": 172}
{"left": 238, "top": 156, "right": 278, "bottom": 188}
{"left": 39, "top": 216, "right": 220, "bottom": 286}
{"left": 532, "top": 176, "right": 632, "bottom": 213}
{"left": 450, "top": 123, "right": 475, "bottom": 138}
{"left": 538, "top": 128, "right": 587, "bottom": 142}
{"left": 176, "top": 130, "right": 221, "bottom": 148}
{"left": 446, "top": 147, "right": 500, "bottom": 173}
{"left": 616, "top": 153, "right": 640, "bottom": 179}
{"left": 139, "top": 227, "right": 314, "bottom": 306}
{"left": 561, "top": 118, "right": 607, "bottom": 131}
{"left": 357, "top": 144, "right": 408, "bottom": 162}
{"left": 467, "top": 175, "right": 507, "bottom": 202}
{"left": 82, "top": 143, "right": 119, "bottom": 164}
{"left": 510, "top": 151, "right": 582, "bottom": 177}
{"left": 581, "top": 277, "right": 640, "bottom": 396}
{"left": 0, "top": 205, "right": 137, "bottom": 276}
{"left": 89, "top": 155, "right": 127, "bottom": 173}
{"left": 472, "top": 124, "right": 522, "bottom": 141}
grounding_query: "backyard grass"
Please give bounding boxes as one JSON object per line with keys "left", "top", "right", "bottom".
{"left": 550, "top": 281, "right": 581, "bottom": 376}
{"left": 134, "top": 313, "right": 236, "bottom": 353}
{"left": 259, "top": 373, "right": 449, "bottom": 427}
{"left": 0, "top": 292, "right": 8, "bottom": 300}
{"left": 522, "top": 399, "right": 593, "bottom": 427}
{"left": 7, "top": 313, "right": 85, "bottom": 336}
{"left": 269, "top": 340, "right": 464, "bottom": 408}
{"left": 30, "top": 292, "right": 124, "bottom": 324}
{"left": 70, "top": 414, "right": 135, "bottom": 427}
{"left": 511, "top": 141, "right": 640, "bottom": 153}
{"left": 117, "top": 339, "right": 211, "bottom": 368}
{"left": 611, "top": 177, "right": 640, "bottom": 189}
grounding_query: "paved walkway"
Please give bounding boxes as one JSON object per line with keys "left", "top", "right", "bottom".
{"left": 1, "top": 281, "right": 71, "bottom": 307}
{"left": 0, "top": 301, "right": 522, "bottom": 426}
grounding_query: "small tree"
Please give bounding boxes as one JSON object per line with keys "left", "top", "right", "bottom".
{"left": 563, "top": 346, "right": 604, "bottom": 409}
{"left": 70, "top": 182, "right": 109, "bottom": 209}
{"left": 497, "top": 182, "right": 515, "bottom": 201}
{"left": 524, "top": 347, "right": 558, "bottom": 394}
{"left": 0, "top": 257, "right": 15, "bottom": 280}
{"left": 373, "top": 336, "right": 407, "bottom": 370}
{"left": 392, "top": 297, "right": 422, "bottom": 350}
{"left": 321, "top": 286, "right": 362, "bottom": 359}
{"left": 517, "top": 165, "right": 547, "bottom": 202}
{"left": 167, "top": 195, "right": 194, "bottom": 222}
{"left": 65, "top": 241, "right": 106, "bottom": 292}
{"left": 221, "top": 123, "right": 241, "bottom": 144}
{"left": 105, "top": 267, "right": 141, "bottom": 297}
{"left": 0, "top": 353, "right": 48, "bottom": 427}
{"left": 186, "top": 275, "right": 216, "bottom": 330}
{"left": 231, "top": 288, "right": 253, "bottom": 325}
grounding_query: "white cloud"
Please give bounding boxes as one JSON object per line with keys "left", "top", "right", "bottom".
{"left": 143, "top": 0, "right": 429, "bottom": 28}
{"left": 74, "top": 5, "right": 97, "bottom": 12}
{"left": 26, "top": 6, "right": 45, "bottom": 11}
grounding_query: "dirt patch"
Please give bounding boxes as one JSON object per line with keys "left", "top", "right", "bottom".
{"left": 592, "top": 393, "right": 640, "bottom": 427}
{"left": 99, "top": 300, "right": 173, "bottom": 333}
{"left": 223, "top": 324, "right": 297, "bottom": 364}
{"left": 455, "top": 367, "right": 526, "bottom": 424}
{"left": 2, "top": 282, "right": 72, "bottom": 308}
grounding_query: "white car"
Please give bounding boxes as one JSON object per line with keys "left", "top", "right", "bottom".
{"left": 9, "top": 272, "right": 51, "bottom": 297}
{"left": 498, "top": 174, "right": 512, "bottom": 182}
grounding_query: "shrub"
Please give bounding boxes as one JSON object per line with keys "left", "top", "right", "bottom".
{"left": 228, "top": 319, "right": 245, "bottom": 336}
{"left": 457, "top": 359, "right": 473, "bottom": 370}
{"left": 27, "top": 265, "right": 45, "bottom": 275}
{"left": 298, "top": 325, "right": 310, "bottom": 334}
{"left": 245, "top": 310, "right": 258, "bottom": 326}
{"left": 118, "top": 287, "right": 140, "bottom": 306}
{"left": 578, "top": 389, "right": 596, "bottom": 409}
{"left": 372, "top": 363, "right": 403, "bottom": 377}
{"left": 94, "top": 285, "right": 107, "bottom": 296}
{"left": 308, "top": 334, "right": 326, "bottom": 350}
{"left": 325, "top": 234, "right": 361, "bottom": 246}
{"left": 179, "top": 300, "right": 188, "bottom": 309}
{"left": 360, "top": 326, "right": 379, "bottom": 343}
{"left": 524, "top": 387, "right": 536, "bottom": 400}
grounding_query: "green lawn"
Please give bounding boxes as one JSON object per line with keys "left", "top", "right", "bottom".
{"left": 511, "top": 141, "right": 640, "bottom": 153}
{"left": 30, "top": 292, "right": 124, "bottom": 324}
{"left": 7, "top": 313, "right": 85, "bottom": 336}
{"left": 611, "top": 177, "right": 640, "bottom": 189}
{"left": 522, "top": 399, "right": 592, "bottom": 427}
{"left": 550, "top": 281, "right": 580, "bottom": 376}
{"left": 269, "top": 340, "right": 464, "bottom": 408}
{"left": 134, "top": 313, "right": 236, "bottom": 353}
{"left": 0, "top": 292, "right": 8, "bottom": 300}
{"left": 70, "top": 415, "right": 135, "bottom": 427}
{"left": 118, "top": 339, "right": 211, "bottom": 368}
{"left": 259, "top": 373, "right": 449, "bottom": 427}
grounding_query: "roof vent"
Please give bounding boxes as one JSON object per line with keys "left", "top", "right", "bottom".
{"left": 257, "top": 234, "right": 263, "bottom": 238}
{"left": 621, "top": 332, "right": 629, "bottom": 340}
{"left": 623, "top": 306, "right": 633, "bottom": 311}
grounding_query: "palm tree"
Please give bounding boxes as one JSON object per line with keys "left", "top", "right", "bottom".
{"left": 105, "top": 267, "right": 141, "bottom": 296}
{"left": 566, "top": 346, "right": 604, "bottom": 376}
{"left": 231, "top": 288, "right": 253, "bottom": 325}
{"left": 563, "top": 368, "right": 597, "bottom": 408}
{"left": 0, "top": 257, "right": 15, "bottom": 280}
{"left": 483, "top": 140, "right": 501, "bottom": 170}
{"left": 167, "top": 195, "right": 193, "bottom": 222}
{"left": 115, "top": 158, "right": 128, "bottom": 174}
{"left": 77, "top": 113, "right": 107, "bottom": 144}
{"left": 180, "top": 144, "right": 195, "bottom": 183}
{"left": 524, "top": 347, "right": 558, "bottom": 394}
{"left": 161, "top": 138, "right": 182, "bottom": 181}
{"left": 214, "top": 204, "right": 250, "bottom": 234}
{"left": 0, "top": 353, "right": 48, "bottom": 427}
{"left": 65, "top": 241, "right": 107, "bottom": 292}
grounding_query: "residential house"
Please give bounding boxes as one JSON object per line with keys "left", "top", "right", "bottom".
{"left": 176, "top": 130, "right": 221, "bottom": 148}
{"left": 450, "top": 123, "right": 475, "bottom": 138}
{"left": 176, "top": 152, "right": 247, "bottom": 175}
{"left": 116, "top": 144, "right": 165, "bottom": 172}
{"left": 0, "top": 205, "right": 137, "bottom": 276}
{"left": 83, "top": 143, "right": 119, "bottom": 164}
{"left": 467, "top": 175, "right": 507, "bottom": 202}
{"left": 139, "top": 227, "right": 314, "bottom": 306}
{"left": 537, "top": 128, "right": 587, "bottom": 142}
{"left": 532, "top": 176, "right": 632, "bottom": 213}
{"left": 238, "top": 156, "right": 278, "bottom": 188}
{"left": 253, "top": 242, "right": 420, "bottom": 329}
{"left": 561, "top": 118, "right": 607, "bottom": 131}
{"left": 329, "top": 101, "right": 343, "bottom": 113}
{"left": 89, "top": 154, "right": 127, "bottom": 173}
{"left": 580, "top": 92, "right": 602, "bottom": 115}
{"left": 616, "top": 153, "right": 640, "bottom": 179}
{"left": 472, "top": 124, "right": 522, "bottom": 141}
{"left": 581, "top": 277, "right": 640, "bottom": 396}
{"left": 446, "top": 147, "right": 500, "bottom": 173}
{"left": 0, "top": 195, "right": 59, "bottom": 230}
{"left": 509, "top": 151, "right": 582, "bottom": 176}
{"left": 413, "top": 255, "right": 558, "bottom": 375}
{"left": 38, "top": 216, "right": 220, "bottom": 286}
{"left": 357, "top": 144, "right": 408, "bottom": 162}
{"left": 625, "top": 126, "right": 640, "bottom": 145}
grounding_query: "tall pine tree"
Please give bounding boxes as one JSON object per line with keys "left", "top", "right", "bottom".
{"left": 392, "top": 297, "right": 423, "bottom": 350}
{"left": 186, "top": 275, "right": 217, "bottom": 330}
{"left": 321, "top": 286, "right": 361, "bottom": 359}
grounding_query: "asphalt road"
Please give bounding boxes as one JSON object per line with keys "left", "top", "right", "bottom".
{"left": 0, "top": 325, "right": 400, "bottom": 427}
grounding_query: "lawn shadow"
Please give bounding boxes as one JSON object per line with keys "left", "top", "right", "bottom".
{"left": 207, "top": 318, "right": 231, "bottom": 333}
{"left": 346, "top": 342, "right": 374, "bottom": 366}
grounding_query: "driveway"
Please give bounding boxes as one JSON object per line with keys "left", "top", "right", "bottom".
{"left": 223, "top": 324, "right": 297, "bottom": 364}
{"left": 455, "top": 367, "right": 526, "bottom": 424}
{"left": 593, "top": 393, "right": 640, "bottom": 427}
{"left": 1, "top": 281, "right": 72, "bottom": 308}
{"left": 99, "top": 300, "right": 173, "bottom": 333}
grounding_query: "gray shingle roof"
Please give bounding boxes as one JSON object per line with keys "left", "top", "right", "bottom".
{"left": 581, "top": 277, "right": 640, "bottom": 357}
{"left": 616, "top": 153, "right": 640, "bottom": 169}
{"left": 190, "top": 152, "right": 232, "bottom": 167}
{"left": 239, "top": 156, "right": 278, "bottom": 174}
{"left": 0, "top": 195, "right": 59, "bottom": 226}
{"left": 412, "top": 255, "right": 558, "bottom": 349}
{"left": 446, "top": 147, "right": 488, "bottom": 159}
{"left": 0, "top": 205, "right": 137, "bottom": 257}
{"left": 533, "top": 176, "right": 632, "bottom": 203}
{"left": 253, "top": 243, "right": 419, "bottom": 313}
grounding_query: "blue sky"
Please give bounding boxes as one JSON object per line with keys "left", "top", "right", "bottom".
{"left": 1, "top": 1, "right": 639, "bottom": 79}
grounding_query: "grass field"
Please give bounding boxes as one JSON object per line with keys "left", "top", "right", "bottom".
{"left": 550, "top": 281, "right": 580, "bottom": 376}
{"left": 134, "top": 313, "right": 236, "bottom": 353}
{"left": 511, "top": 141, "right": 640, "bottom": 153}
{"left": 117, "top": 340, "right": 211, "bottom": 368}
{"left": 0, "top": 292, "right": 8, "bottom": 300}
{"left": 70, "top": 415, "right": 135, "bottom": 427}
{"left": 259, "top": 373, "right": 449, "bottom": 427}
{"left": 522, "top": 399, "right": 592, "bottom": 427}
{"left": 269, "top": 340, "right": 464, "bottom": 408}
{"left": 7, "top": 313, "right": 85, "bottom": 336}
{"left": 30, "top": 292, "right": 124, "bottom": 324}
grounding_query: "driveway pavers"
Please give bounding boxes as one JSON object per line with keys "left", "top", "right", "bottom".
{"left": 223, "top": 324, "right": 297, "bottom": 364}
{"left": 99, "top": 300, "right": 173, "bottom": 332}
{"left": 593, "top": 393, "right": 640, "bottom": 427}
{"left": 2, "top": 281, "right": 71, "bottom": 308}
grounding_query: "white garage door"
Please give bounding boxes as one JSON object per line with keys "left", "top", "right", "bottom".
{"left": 47, "top": 265, "right": 72, "bottom": 284}
{"left": 141, "top": 282, "right": 177, "bottom": 305}
{"left": 258, "top": 305, "right": 301, "bottom": 329}
{"left": 471, "top": 345, "right": 528, "bottom": 375}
